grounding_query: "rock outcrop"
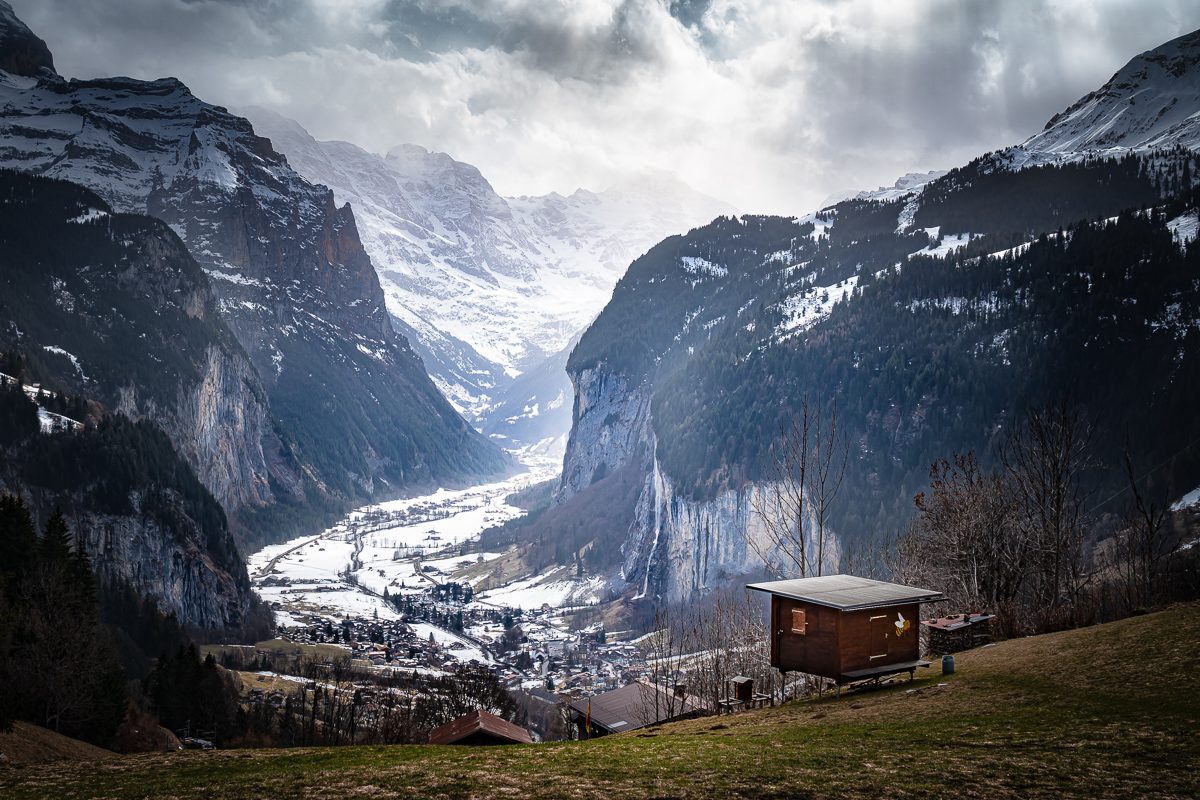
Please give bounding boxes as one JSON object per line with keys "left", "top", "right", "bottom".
{"left": 557, "top": 361, "right": 790, "bottom": 604}
{"left": 556, "top": 365, "right": 654, "bottom": 504}
{"left": 73, "top": 501, "right": 246, "bottom": 630}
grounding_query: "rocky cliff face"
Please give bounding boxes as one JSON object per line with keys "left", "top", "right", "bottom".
{"left": 556, "top": 365, "right": 654, "bottom": 504}
{"left": 0, "top": 1, "right": 51, "bottom": 78}
{"left": 0, "top": 170, "right": 292, "bottom": 514}
{"left": 4, "top": 482, "right": 247, "bottom": 630}
{"left": 116, "top": 343, "right": 296, "bottom": 511}
{"left": 103, "top": 217, "right": 291, "bottom": 512}
{"left": 75, "top": 499, "right": 246, "bottom": 630}
{"left": 558, "top": 362, "right": 791, "bottom": 603}
{"left": 622, "top": 460, "right": 838, "bottom": 604}
{"left": 0, "top": 170, "right": 263, "bottom": 630}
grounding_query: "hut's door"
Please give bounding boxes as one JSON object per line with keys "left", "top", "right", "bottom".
{"left": 869, "top": 614, "right": 890, "bottom": 659}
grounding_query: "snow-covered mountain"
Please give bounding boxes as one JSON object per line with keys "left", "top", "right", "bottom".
{"left": 548, "top": 26, "right": 1200, "bottom": 605}
{"left": 245, "top": 110, "right": 737, "bottom": 420}
{"left": 1016, "top": 28, "right": 1200, "bottom": 161}
{"left": 0, "top": 2, "right": 505, "bottom": 514}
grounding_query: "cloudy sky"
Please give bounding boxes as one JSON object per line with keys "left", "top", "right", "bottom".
{"left": 18, "top": 0, "right": 1200, "bottom": 213}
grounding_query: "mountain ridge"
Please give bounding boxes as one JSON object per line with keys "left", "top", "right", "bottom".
{"left": 245, "top": 109, "right": 737, "bottom": 426}
{"left": 549, "top": 28, "right": 1200, "bottom": 604}
{"left": 0, "top": 6, "right": 509, "bottom": 531}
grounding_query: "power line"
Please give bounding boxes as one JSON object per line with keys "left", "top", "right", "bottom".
{"left": 1092, "top": 433, "right": 1200, "bottom": 513}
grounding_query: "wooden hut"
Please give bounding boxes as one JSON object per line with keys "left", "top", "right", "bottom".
{"left": 429, "top": 709, "right": 532, "bottom": 746}
{"left": 748, "top": 575, "right": 945, "bottom": 688}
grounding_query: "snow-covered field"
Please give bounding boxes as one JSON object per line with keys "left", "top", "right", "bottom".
{"left": 776, "top": 275, "right": 859, "bottom": 337}
{"left": 478, "top": 567, "right": 608, "bottom": 610}
{"left": 248, "top": 452, "right": 572, "bottom": 633}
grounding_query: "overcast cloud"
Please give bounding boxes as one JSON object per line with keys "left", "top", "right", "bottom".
{"left": 18, "top": 0, "right": 1200, "bottom": 213}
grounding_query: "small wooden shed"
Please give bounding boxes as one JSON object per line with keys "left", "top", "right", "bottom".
{"left": 428, "top": 709, "right": 532, "bottom": 746}
{"left": 748, "top": 575, "right": 945, "bottom": 686}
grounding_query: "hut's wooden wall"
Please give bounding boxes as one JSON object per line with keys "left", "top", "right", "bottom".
{"left": 838, "top": 604, "right": 920, "bottom": 674}
{"left": 772, "top": 595, "right": 842, "bottom": 680}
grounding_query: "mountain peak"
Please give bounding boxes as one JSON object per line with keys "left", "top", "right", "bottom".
{"left": 1022, "top": 27, "right": 1200, "bottom": 156}
{"left": 0, "top": 1, "right": 55, "bottom": 78}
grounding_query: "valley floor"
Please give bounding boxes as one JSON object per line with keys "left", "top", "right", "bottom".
{"left": 2, "top": 603, "right": 1196, "bottom": 799}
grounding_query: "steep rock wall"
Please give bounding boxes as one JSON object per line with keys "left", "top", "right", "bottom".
{"left": 561, "top": 362, "right": 839, "bottom": 603}
{"left": 99, "top": 216, "right": 291, "bottom": 514}
{"left": 73, "top": 503, "right": 245, "bottom": 630}
{"left": 116, "top": 344, "right": 298, "bottom": 511}
{"left": 623, "top": 458, "right": 838, "bottom": 604}
{"left": 4, "top": 483, "right": 247, "bottom": 630}
{"left": 556, "top": 365, "right": 653, "bottom": 504}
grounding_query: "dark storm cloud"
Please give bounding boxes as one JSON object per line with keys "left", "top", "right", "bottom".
{"left": 13, "top": 0, "right": 1200, "bottom": 212}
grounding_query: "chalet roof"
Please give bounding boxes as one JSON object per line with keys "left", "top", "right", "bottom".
{"left": 568, "top": 682, "right": 707, "bottom": 734}
{"left": 428, "top": 709, "right": 532, "bottom": 746}
{"left": 747, "top": 575, "right": 945, "bottom": 611}
{"left": 528, "top": 688, "right": 560, "bottom": 705}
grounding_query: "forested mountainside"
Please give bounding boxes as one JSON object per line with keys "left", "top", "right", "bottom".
{"left": 0, "top": 389, "right": 259, "bottom": 633}
{"left": 0, "top": 4, "right": 508, "bottom": 547}
{"left": 0, "top": 171, "right": 264, "bottom": 630}
{"left": 556, "top": 147, "right": 1200, "bottom": 603}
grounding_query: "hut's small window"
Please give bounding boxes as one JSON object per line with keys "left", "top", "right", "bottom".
{"left": 791, "top": 608, "right": 806, "bottom": 634}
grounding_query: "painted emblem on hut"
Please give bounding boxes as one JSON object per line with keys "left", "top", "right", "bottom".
{"left": 895, "top": 613, "right": 911, "bottom": 637}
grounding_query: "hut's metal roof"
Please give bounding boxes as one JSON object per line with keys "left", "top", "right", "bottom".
{"left": 747, "top": 575, "right": 945, "bottom": 611}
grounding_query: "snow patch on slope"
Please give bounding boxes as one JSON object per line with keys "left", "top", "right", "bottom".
{"left": 776, "top": 276, "right": 859, "bottom": 337}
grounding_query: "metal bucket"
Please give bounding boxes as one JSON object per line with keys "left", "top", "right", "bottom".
{"left": 942, "top": 655, "right": 955, "bottom": 675}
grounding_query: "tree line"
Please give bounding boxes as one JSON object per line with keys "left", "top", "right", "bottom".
{"left": 843, "top": 392, "right": 1200, "bottom": 636}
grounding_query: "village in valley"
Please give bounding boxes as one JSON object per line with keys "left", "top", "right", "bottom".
{"left": 233, "top": 461, "right": 653, "bottom": 741}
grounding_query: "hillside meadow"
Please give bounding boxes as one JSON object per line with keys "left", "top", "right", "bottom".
{"left": 2, "top": 602, "right": 1197, "bottom": 799}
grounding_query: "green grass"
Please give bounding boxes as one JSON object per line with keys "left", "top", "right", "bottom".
{"left": 4, "top": 603, "right": 1199, "bottom": 799}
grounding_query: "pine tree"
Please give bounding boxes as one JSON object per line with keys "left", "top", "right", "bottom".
{"left": 0, "top": 494, "right": 38, "bottom": 578}
{"left": 39, "top": 506, "right": 72, "bottom": 566}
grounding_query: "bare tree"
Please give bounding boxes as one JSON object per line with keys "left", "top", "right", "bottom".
{"left": 897, "top": 452, "right": 1028, "bottom": 612}
{"left": 807, "top": 398, "right": 849, "bottom": 575}
{"left": 684, "top": 589, "right": 772, "bottom": 712}
{"left": 1102, "top": 447, "right": 1177, "bottom": 612}
{"left": 840, "top": 528, "right": 897, "bottom": 581}
{"left": 634, "top": 605, "right": 690, "bottom": 728}
{"left": 999, "top": 393, "right": 1098, "bottom": 613}
{"left": 749, "top": 395, "right": 847, "bottom": 578}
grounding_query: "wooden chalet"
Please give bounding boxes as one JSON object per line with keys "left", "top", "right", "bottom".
{"left": 428, "top": 709, "right": 532, "bottom": 746}
{"left": 748, "top": 575, "right": 946, "bottom": 688}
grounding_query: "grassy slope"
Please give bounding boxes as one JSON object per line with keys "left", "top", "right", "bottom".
{"left": 0, "top": 722, "right": 117, "bottom": 766}
{"left": 3, "top": 604, "right": 1197, "bottom": 799}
